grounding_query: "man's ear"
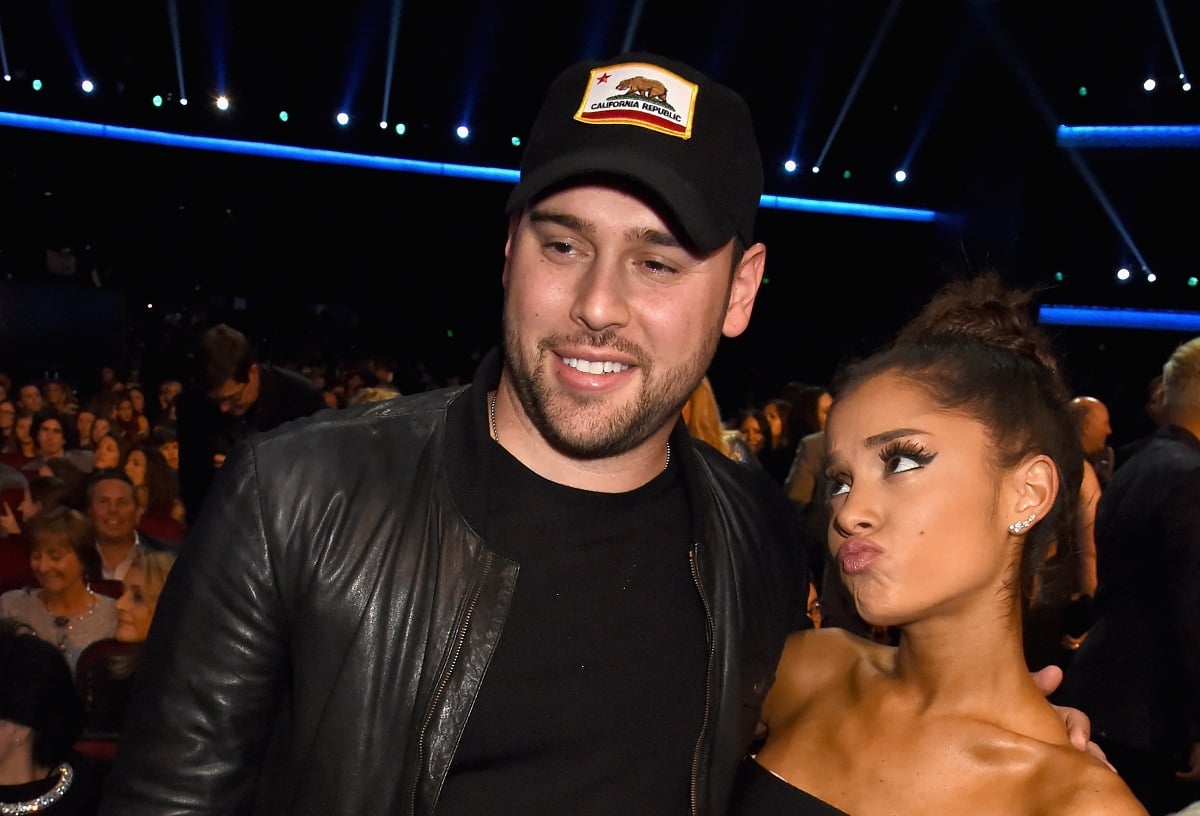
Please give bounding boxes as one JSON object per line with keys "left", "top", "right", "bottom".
{"left": 722, "top": 242, "right": 766, "bottom": 339}
{"left": 1008, "top": 453, "right": 1058, "bottom": 530}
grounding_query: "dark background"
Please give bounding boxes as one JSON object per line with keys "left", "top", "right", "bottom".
{"left": 0, "top": 0, "right": 1197, "bottom": 442}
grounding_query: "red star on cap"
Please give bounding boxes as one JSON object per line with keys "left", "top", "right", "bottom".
{"left": 596, "top": 72, "right": 611, "bottom": 84}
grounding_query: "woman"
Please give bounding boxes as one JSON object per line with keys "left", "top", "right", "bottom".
{"left": 0, "top": 506, "right": 117, "bottom": 673}
{"left": 0, "top": 410, "right": 37, "bottom": 470}
{"left": 124, "top": 447, "right": 186, "bottom": 543}
{"left": 77, "top": 548, "right": 178, "bottom": 733}
{"left": 0, "top": 618, "right": 104, "bottom": 814}
{"left": 681, "top": 376, "right": 759, "bottom": 466}
{"left": 731, "top": 275, "right": 1145, "bottom": 815}
{"left": 91, "top": 432, "right": 130, "bottom": 472}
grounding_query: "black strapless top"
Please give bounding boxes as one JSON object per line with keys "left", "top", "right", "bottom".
{"left": 728, "top": 756, "right": 852, "bottom": 815}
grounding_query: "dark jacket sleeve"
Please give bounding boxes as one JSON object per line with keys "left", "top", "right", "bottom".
{"left": 100, "top": 442, "right": 284, "bottom": 815}
{"left": 1163, "top": 468, "right": 1200, "bottom": 742}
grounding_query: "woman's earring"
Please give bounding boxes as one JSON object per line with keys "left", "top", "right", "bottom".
{"left": 1008, "top": 513, "right": 1037, "bottom": 534}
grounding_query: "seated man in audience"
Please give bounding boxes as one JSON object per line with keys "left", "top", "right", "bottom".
{"left": 85, "top": 469, "right": 177, "bottom": 582}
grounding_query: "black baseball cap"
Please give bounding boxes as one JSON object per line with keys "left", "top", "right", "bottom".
{"left": 506, "top": 52, "right": 764, "bottom": 253}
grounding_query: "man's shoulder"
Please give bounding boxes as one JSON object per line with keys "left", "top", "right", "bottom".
{"left": 252, "top": 384, "right": 468, "bottom": 448}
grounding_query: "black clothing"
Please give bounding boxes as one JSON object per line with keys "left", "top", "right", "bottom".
{"left": 727, "top": 757, "right": 850, "bottom": 815}
{"left": 100, "top": 348, "right": 806, "bottom": 816}
{"left": 438, "top": 441, "right": 705, "bottom": 813}
{"left": 174, "top": 363, "right": 324, "bottom": 519}
{"left": 1056, "top": 424, "right": 1200, "bottom": 814}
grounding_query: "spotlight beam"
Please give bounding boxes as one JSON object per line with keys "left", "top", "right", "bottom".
{"left": 1155, "top": 0, "right": 1189, "bottom": 83}
{"left": 0, "top": 110, "right": 947, "bottom": 224}
{"left": 0, "top": 16, "right": 10, "bottom": 79}
{"left": 974, "top": 2, "right": 1153, "bottom": 282}
{"left": 167, "top": 0, "right": 187, "bottom": 102}
{"left": 380, "top": 0, "right": 403, "bottom": 126}
{"left": 813, "top": 0, "right": 903, "bottom": 170}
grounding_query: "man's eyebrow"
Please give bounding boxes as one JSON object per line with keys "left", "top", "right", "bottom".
{"left": 626, "top": 226, "right": 683, "bottom": 250}
{"left": 528, "top": 210, "right": 589, "bottom": 233}
{"left": 528, "top": 210, "right": 684, "bottom": 250}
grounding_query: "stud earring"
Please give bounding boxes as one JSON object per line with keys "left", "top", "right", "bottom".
{"left": 1008, "top": 513, "right": 1037, "bottom": 534}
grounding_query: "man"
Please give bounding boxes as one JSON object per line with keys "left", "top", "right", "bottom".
{"left": 87, "top": 468, "right": 177, "bottom": 581}
{"left": 1070, "top": 394, "right": 1115, "bottom": 486}
{"left": 100, "top": 51, "right": 807, "bottom": 816}
{"left": 1057, "top": 338, "right": 1200, "bottom": 815}
{"left": 22, "top": 410, "right": 93, "bottom": 476}
{"left": 173, "top": 323, "right": 325, "bottom": 519}
{"left": 16, "top": 382, "right": 44, "bottom": 415}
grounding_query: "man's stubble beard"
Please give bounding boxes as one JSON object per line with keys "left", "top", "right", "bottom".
{"left": 501, "top": 306, "right": 721, "bottom": 460}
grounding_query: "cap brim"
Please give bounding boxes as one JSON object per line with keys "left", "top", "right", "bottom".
{"left": 506, "top": 150, "right": 736, "bottom": 254}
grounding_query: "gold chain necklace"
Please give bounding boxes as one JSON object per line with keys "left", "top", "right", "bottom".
{"left": 488, "top": 391, "right": 670, "bottom": 471}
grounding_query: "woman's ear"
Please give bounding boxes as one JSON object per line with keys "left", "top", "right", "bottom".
{"left": 1008, "top": 453, "right": 1058, "bottom": 530}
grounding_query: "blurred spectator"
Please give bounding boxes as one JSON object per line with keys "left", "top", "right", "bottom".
{"left": 22, "top": 412, "right": 93, "bottom": 476}
{"left": 90, "top": 433, "right": 131, "bottom": 473}
{"left": 0, "top": 618, "right": 105, "bottom": 813}
{"left": 16, "top": 382, "right": 45, "bottom": 415}
{"left": 1056, "top": 336, "right": 1200, "bottom": 815}
{"left": 681, "top": 376, "right": 758, "bottom": 466}
{"left": 0, "top": 410, "right": 36, "bottom": 470}
{"left": 147, "top": 380, "right": 182, "bottom": 430}
{"left": 174, "top": 323, "right": 325, "bottom": 519}
{"left": 1071, "top": 395, "right": 1116, "bottom": 487}
{"left": 124, "top": 447, "right": 185, "bottom": 544}
{"left": 0, "top": 506, "right": 116, "bottom": 673}
{"left": 113, "top": 391, "right": 149, "bottom": 442}
{"left": 75, "top": 548, "right": 178, "bottom": 735}
{"left": 0, "top": 399, "right": 17, "bottom": 452}
{"left": 42, "top": 380, "right": 78, "bottom": 420}
{"left": 85, "top": 469, "right": 177, "bottom": 582}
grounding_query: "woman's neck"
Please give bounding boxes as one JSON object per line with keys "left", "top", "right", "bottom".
{"left": 0, "top": 748, "right": 47, "bottom": 787}
{"left": 39, "top": 584, "right": 94, "bottom": 617}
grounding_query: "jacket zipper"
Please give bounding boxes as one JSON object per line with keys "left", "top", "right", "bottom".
{"left": 688, "top": 545, "right": 714, "bottom": 816}
{"left": 408, "top": 550, "right": 496, "bottom": 815}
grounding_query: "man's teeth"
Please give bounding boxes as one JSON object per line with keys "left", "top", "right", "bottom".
{"left": 563, "top": 357, "right": 630, "bottom": 374}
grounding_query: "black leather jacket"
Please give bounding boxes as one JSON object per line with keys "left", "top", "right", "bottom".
{"left": 100, "top": 351, "right": 804, "bottom": 815}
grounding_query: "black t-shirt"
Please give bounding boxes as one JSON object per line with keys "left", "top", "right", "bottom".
{"left": 437, "top": 440, "right": 706, "bottom": 813}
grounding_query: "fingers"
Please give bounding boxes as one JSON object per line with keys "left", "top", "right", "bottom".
{"left": 1030, "top": 664, "right": 1064, "bottom": 696}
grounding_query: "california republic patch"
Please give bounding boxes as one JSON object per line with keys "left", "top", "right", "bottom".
{"left": 573, "top": 61, "right": 698, "bottom": 139}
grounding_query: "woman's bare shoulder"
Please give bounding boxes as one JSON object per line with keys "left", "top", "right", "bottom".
{"left": 767, "top": 627, "right": 884, "bottom": 704}
{"left": 1037, "top": 748, "right": 1149, "bottom": 816}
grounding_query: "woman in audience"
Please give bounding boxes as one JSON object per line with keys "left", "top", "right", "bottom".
{"left": 41, "top": 380, "right": 78, "bottom": 420}
{"left": 124, "top": 447, "right": 186, "bottom": 543}
{"left": 0, "top": 506, "right": 116, "bottom": 673}
{"left": 0, "top": 410, "right": 37, "bottom": 470}
{"left": 113, "top": 393, "right": 149, "bottom": 442}
{"left": 681, "top": 375, "right": 759, "bottom": 466}
{"left": 730, "top": 274, "right": 1146, "bottom": 815}
{"left": 91, "top": 432, "right": 130, "bottom": 473}
{"left": 0, "top": 618, "right": 104, "bottom": 814}
{"left": 76, "top": 548, "right": 177, "bottom": 733}
{"left": 0, "top": 399, "right": 16, "bottom": 454}
{"left": 143, "top": 427, "right": 179, "bottom": 471}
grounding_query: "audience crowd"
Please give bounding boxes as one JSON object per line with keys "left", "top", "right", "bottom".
{"left": 0, "top": 295, "right": 1196, "bottom": 815}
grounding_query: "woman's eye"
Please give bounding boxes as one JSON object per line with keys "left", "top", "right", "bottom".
{"left": 826, "top": 476, "right": 850, "bottom": 498}
{"left": 882, "top": 443, "right": 934, "bottom": 475}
